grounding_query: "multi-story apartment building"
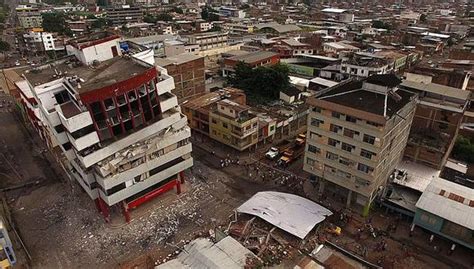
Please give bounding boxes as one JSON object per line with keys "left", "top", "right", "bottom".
{"left": 16, "top": 4, "right": 43, "bottom": 29}
{"left": 15, "top": 33, "right": 192, "bottom": 222}
{"left": 23, "top": 31, "right": 64, "bottom": 53}
{"left": 209, "top": 100, "right": 259, "bottom": 151}
{"left": 186, "top": 32, "right": 228, "bottom": 51}
{"left": 223, "top": 23, "right": 254, "bottom": 34}
{"left": 219, "top": 6, "right": 246, "bottom": 18}
{"left": 106, "top": 5, "right": 143, "bottom": 26}
{"left": 340, "top": 53, "right": 392, "bottom": 78}
{"left": 400, "top": 79, "right": 471, "bottom": 169}
{"left": 303, "top": 75, "right": 417, "bottom": 213}
{"left": 182, "top": 88, "right": 261, "bottom": 151}
{"left": 155, "top": 54, "right": 205, "bottom": 102}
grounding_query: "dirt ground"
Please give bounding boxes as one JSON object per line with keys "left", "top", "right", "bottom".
{"left": 1, "top": 103, "right": 472, "bottom": 269}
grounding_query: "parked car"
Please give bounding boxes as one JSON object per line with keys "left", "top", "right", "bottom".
{"left": 265, "top": 147, "right": 280, "bottom": 160}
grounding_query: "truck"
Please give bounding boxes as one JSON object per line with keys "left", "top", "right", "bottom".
{"left": 295, "top": 133, "right": 306, "bottom": 147}
{"left": 277, "top": 150, "right": 295, "bottom": 167}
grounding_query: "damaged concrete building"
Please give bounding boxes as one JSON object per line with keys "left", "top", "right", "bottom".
{"left": 15, "top": 32, "right": 193, "bottom": 222}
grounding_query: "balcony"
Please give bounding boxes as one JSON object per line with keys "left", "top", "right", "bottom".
{"left": 68, "top": 131, "right": 100, "bottom": 152}
{"left": 159, "top": 92, "right": 178, "bottom": 113}
{"left": 95, "top": 127, "right": 191, "bottom": 178}
{"left": 99, "top": 157, "right": 193, "bottom": 206}
{"left": 156, "top": 72, "right": 175, "bottom": 96}
{"left": 96, "top": 143, "right": 192, "bottom": 190}
{"left": 57, "top": 102, "right": 93, "bottom": 133}
{"left": 77, "top": 111, "right": 182, "bottom": 168}
{"left": 231, "top": 126, "right": 258, "bottom": 138}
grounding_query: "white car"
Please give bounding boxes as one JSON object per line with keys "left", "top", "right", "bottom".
{"left": 265, "top": 147, "right": 280, "bottom": 160}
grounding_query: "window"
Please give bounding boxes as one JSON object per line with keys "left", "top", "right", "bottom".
{"left": 54, "top": 124, "right": 65, "bottom": 133}
{"left": 310, "top": 132, "right": 322, "bottom": 140}
{"left": 339, "top": 157, "right": 353, "bottom": 166}
{"left": 62, "top": 142, "right": 72, "bottom": 151}
{"left": 326, "top": 151, "right": 338, "bottom": 161}
{"left": 367, "top": 121, "right": 382, "bottom": 128}
{"left": 336, "top": 169, "right": 352, "bottom": 179}
{"left": 363, "top": 134, "right": 376, "bottom": 145}
{"left": 341, "top": 142, "right": 355, "bottom": 152}
{"left": 310, "top": 118, "right": 324, "bottom": 127}
{"left": 345, "top": 115, "right": 358, "bottom": 123}
{"left": 312, "top": 107, "right": 322, "bottom": 113}
{"left": 324, "top": 165, "right": 337, "bottom": 174}
{"left": 332, "top": 111, "right": 342, "bottom": 119}
{"left": 360, "top": 149, "right": 376, "bottom": 159}
{"left": 355, "top": 177, "right": 370, "bottom": 186}
{"left": 211, "top": 118, "right": 217, "bottom": 124}
{"left": 270, "top": 126, "right": 275, "bottom": 131}
{"left": 330, "top": 124, "right": 343, "bottom": 133}
{"left": 358, "top": 163, "right": 374, "bottom": 174}
{"left": 308, "top": 144, "right": 321, "bottom": 154}
{"left": 343, "top": 128, "right": 358, "bottom": 138}
{"left": 328, "top": 138, "right": 339, "bottom": 147}
{"left": 222, "top": 122, "right": 228, "bottom": 129}
{"left": 306, "top": 158, "right": 315, "bottom": 166}
{"left": 448, "top": 193, "right": 465, "bottom": 203}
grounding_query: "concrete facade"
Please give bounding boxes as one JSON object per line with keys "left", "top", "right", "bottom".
{"left": 303, "top": 76, "right": 417, "bottom": 212}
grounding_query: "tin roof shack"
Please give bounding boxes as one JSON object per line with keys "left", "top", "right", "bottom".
{"left": 400, "top": 80, "right": 471, "bottom": 169}
{"left": 413, "top": 177, "right": 474, "bottom": 251}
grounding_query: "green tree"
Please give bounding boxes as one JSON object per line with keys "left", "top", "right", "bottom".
{"left": 144, "top": 14, "right": 157, "bottom": 23}
{"left": 42, "top": 13, "right": 68, "bottom": 34}
{"left": 156, "top": 13, "right": 173, "bottom": 21}
{"left": 0, "top": 40, "right": 10, "bottom": 52}
{"left": 420, "top": 14, "right": 427, "bottom": 22}
{"left": 372, "top": 20, "right": 390, "bottom": 30}
{"left": 452, "top": 135, "right": 474, "bottom": 163}
{"left": 201, "top": 6, "right": 219, "bottom": 22}
{"left": 227, "top": 62, "right": 291, "bottom": 103}
{"left": 91, "top": 17, "right": 108, "bottom": 29}
{"left": 172, "top": 6, "right": 183, "bottom": 14}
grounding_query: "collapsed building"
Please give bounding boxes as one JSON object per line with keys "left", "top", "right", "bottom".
{"left": 15, "top": 32, "right": 193, "bottom": 222}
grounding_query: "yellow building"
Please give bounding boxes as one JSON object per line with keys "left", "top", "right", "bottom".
{"left": 209, "top": 99, "right": 259, "bottom": 151}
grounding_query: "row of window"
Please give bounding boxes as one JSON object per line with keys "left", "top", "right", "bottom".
{"left": 311, "top": 107, "right": 383, "bottom": 128}
{"left": 306, "top": 157, "right": 373, "bottom": 183}
{"left": 310, "top": 117, "right": 378, "bottom": 146}
{"left": 307, "top": 144, "right": 375, "bottom": 174}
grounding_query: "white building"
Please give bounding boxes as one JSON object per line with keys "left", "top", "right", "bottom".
{"left": 16, "top": 32, "right": 193, "bottom": 222}
{"left": 23, "top": 31, "right": 64, "bottom": 52}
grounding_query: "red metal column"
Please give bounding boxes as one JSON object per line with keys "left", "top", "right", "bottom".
{"left": 122, "top": 201, "right": 131, "bottom": 223}
{"left": 179, "top": 171, "right": 185, "bottom": 184}
{"left": 98, "top": 197, "right": 110, "bottom": 223}
{"left": 176, "top": 179, "right": 181, "bottom": 194}
{"left": 94, "top": 198, "right": 101, "bottom": 213}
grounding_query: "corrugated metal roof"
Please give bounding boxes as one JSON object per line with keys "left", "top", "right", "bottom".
{"left": 237, "top": 191, "right": 332, "bottom": 239}
{"left": 155, "top": 237, "right": 257, "bottom": 269}
{"left": 416, "top": 177, "right": 474, "bottom": 229}
{"left": 400, "top": 80, "right": 471, "bottom": 101}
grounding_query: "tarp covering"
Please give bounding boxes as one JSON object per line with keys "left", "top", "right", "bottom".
{"left": 237, "top": 191, "right": 332, "bottom": 239}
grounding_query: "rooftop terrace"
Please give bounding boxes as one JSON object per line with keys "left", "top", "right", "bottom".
{"left": 24, "top": 56, "right": 151, "bottom": 94}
